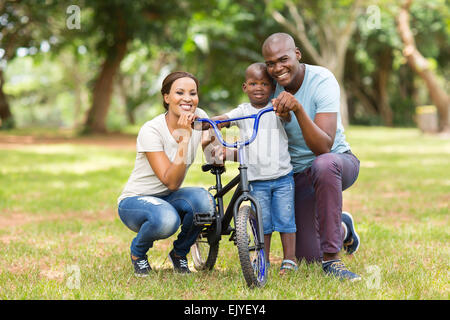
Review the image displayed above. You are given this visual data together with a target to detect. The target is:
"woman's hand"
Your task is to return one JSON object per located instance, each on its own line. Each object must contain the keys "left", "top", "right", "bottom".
{"left": 174, "top": 112, "right": 196, "bottom": 143}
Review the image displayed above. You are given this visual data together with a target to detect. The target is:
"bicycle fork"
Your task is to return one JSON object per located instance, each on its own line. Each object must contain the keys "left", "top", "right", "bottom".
{"left": 233, "top": 145, "right": 265, "bottom": 251}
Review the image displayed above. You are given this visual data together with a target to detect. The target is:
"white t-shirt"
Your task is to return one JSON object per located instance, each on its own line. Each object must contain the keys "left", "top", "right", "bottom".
{"left": 225, "top": 102, "right": 292, "bottom": 181}
{"left": 118, "top": 108, "right": 208, "bottom": 204}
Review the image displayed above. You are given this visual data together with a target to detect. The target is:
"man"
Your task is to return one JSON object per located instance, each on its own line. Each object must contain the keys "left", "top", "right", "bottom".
{"left": 262, "top": 32, "right": 361, "bottom": 281}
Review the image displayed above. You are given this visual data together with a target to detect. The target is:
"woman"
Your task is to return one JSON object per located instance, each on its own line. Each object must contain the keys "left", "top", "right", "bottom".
{"left": 117, "top": 71, "right": 215, "bottom": 276}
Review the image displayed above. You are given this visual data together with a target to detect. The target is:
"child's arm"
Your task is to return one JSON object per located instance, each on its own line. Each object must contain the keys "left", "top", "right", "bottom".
{"left": 211, "top": 114, "right": 231, "bottom": 129}
{"left": 202, "top": 114, "right": 238, "bottom": 163}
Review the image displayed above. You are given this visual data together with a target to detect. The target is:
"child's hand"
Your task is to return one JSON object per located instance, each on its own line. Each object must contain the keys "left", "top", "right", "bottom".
{"left": 211, "top": 115, "right": 230, "bottom": 129}
{"left": 211, "top": 145, "right": 226, "bottom": 165}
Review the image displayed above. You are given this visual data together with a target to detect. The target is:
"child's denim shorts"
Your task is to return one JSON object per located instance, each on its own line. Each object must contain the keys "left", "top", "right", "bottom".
{"left": 249, "top": 171, "right": 296, "bottom": 234}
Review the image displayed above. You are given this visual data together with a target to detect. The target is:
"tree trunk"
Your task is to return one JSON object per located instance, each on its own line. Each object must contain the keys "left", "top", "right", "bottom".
{"left": 83, "top": 9, "right": 128, "bottom": 134}
{"left": 332, "top": 63, "right": 349, "bottom": 127}
{"left": 83, "top": 40, "right": 128, "bottom": 133}
{"left": 397, "top": 0, "right": 450, "bottom": 132}
{"left": 375, "top": 48, "right": 393, "bottom": 126}
{"left": 268, "top": 0, "right": 363, "bottom": 127}
{"left": 0, "top": 69, "right": 14, "bottom": 129}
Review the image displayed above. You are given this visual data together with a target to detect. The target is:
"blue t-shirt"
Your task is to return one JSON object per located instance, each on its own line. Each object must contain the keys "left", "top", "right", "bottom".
{"left": 274, "top": 64, "right": 350, "bottom": 173}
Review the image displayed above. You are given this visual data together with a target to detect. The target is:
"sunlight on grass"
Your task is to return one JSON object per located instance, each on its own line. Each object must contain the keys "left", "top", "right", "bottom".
{"left": 0, "top": 126, "right": 449, "bottom": 299}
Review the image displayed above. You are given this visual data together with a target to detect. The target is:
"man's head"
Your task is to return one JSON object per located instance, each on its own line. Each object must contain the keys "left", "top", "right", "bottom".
{"left": 262, "top": 33, "right": 303, "bottom": 93}
{"left": 243, "top": 62, "right": 274, "bottom": 108}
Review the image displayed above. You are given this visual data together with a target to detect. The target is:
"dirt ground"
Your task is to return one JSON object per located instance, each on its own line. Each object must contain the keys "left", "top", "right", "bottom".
{"left": 0, "top": 133, "right": 137, "bottom": 150}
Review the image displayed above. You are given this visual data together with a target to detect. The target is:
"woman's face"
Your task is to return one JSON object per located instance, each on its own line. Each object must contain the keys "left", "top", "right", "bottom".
{"left": 164, "top": 77, "right": 199, "bottom": 116}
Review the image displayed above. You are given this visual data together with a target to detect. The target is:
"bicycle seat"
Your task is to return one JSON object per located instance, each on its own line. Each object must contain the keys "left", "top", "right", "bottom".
{"left": 202, "top": 163, "right": 226, "bottom": 174}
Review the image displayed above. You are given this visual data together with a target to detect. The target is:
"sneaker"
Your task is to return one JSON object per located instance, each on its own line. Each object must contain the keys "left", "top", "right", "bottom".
{"left": 131, "top": 254, "right": 152, "bottom": 277}
{"left": 322, "top": 259, "right": 361, "bottom": 281}
{"left": 168, "top": 249, "right": 191, "bottom": 274}
{"left": 342, "top": 211, "right": 360, "bottom": 255}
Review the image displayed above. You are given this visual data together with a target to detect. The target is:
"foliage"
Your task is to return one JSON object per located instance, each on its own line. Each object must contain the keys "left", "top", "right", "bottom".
{"left": 347, "top": 0, "right": 449, "bottom": 126}
{"left": 0, "top": 0, "right": 449, "bottom": 130}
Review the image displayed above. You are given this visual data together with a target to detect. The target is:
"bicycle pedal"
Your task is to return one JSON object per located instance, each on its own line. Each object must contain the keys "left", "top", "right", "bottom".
{"left": 193, "top": 212, "right": 215, "bottom": 226}
{"left": 228, "top": 230, "right": 236, "bottom": 244}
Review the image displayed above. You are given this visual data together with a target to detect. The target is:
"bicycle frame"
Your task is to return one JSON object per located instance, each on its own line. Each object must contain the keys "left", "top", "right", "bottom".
{"left": 194, "top": 106, "right": 274, "bottom": 249}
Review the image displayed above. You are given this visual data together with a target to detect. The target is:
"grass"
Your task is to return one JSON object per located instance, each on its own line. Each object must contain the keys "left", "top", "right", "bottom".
{"left": 0, "top": 126, "right": 449, "bottom": 300}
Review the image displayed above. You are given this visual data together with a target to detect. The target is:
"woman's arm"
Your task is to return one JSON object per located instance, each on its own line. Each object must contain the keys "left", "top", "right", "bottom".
{"left": 145, "top": 146, "right": 188, "bottom": 191}
{"left": 145, "top": 112, "right": 194, "bottom": 191}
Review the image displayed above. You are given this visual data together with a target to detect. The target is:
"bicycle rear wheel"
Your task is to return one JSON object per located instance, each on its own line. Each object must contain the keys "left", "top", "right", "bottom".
{"left": 235, "top": 205, "right": 267, "bottom": 288}
{"left": 191, "top": 229, "right": 219, "bottom": 271}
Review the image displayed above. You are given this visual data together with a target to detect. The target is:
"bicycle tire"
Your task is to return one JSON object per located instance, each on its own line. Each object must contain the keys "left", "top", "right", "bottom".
{"left": 191, "top": 230, "right": 219, "bottom": 271}
{"left": 235, "top": 205, "right": 267, "bottom": 288}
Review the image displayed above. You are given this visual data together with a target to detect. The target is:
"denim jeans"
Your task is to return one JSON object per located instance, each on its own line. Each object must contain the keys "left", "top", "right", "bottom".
{"left": 118, "top": 187, "right": 215, "bottom": 258}
{"left": 249, "top": 171, "right": 296, "bottom": 234}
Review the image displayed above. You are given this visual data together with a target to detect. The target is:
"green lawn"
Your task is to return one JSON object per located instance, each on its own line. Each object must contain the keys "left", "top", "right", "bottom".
{"left": 0, "top": 126, "right": 448, "bottom": 300}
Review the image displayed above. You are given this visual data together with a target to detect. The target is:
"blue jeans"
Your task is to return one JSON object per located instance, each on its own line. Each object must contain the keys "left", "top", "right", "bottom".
{"left": 118, "top": 187, "right": 215, "bottom": 258}
{"left": 249, "top": 171, "right": 296, "bottom": 234}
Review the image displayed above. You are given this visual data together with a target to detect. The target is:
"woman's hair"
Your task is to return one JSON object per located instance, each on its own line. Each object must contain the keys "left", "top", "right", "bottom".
{"left": 161, "top": 71, "right": 199, "bottom": 110}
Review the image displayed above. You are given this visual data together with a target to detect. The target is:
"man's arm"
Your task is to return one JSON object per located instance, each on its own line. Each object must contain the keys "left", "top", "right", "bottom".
{"left": 272, "top": 92, "right": 336, "bottom": 155}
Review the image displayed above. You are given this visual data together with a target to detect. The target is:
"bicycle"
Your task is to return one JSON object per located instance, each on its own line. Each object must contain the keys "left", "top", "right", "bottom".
{"left": 190, "top": 105, "right": 274, "bottom": 288}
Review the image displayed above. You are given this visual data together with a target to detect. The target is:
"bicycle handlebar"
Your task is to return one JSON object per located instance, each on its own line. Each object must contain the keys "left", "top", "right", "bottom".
{"left": 193, "top": 106, "right": 274, "bottom": 148}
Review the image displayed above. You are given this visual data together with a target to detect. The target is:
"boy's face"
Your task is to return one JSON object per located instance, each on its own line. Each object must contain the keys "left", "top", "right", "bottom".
{"left": 242, "top": 68, "right": 274, "bottom": 108}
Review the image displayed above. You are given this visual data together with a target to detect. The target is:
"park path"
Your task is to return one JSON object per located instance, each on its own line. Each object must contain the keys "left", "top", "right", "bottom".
{"left": 0, "top": 133, "right": 137, "bottom": 150}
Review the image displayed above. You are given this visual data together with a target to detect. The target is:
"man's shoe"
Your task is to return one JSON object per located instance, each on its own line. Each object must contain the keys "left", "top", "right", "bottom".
{"left": 342, "top": 211, "right": 360, "bottom": 255}
{"left": 131, "top": 254, "right": 152, "bottom": 277}
{"left": 168, "top": 249, "right": 191, "bottom": 274}
{"left": 322, "top": 259, "right": 361, "bottom": 281}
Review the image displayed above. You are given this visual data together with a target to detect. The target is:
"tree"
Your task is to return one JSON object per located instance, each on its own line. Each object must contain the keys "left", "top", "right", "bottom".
{"left": 345, "top": 2, "right": 399, "bottom": 126}
{"left": 0, "top": 0, "right": 60, "bottom": 129}
{"left": 397, "top": 0, "right": 449, "bottom": 132}
{"left": 80, "top": 1, "right": 208, "bottom": 134}
{"left": 179, "top": 0, "right": 280, "bottom": 114}
{"left": 265, "top": 0, "right": 364, "bottom": 126}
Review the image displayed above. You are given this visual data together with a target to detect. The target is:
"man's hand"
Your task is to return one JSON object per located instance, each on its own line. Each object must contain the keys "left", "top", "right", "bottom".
{"left": 272, "top": 91, "right": 302, "bottom": 118}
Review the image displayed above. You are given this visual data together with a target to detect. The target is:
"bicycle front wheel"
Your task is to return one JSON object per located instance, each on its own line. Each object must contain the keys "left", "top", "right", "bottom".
{"left": 235, "top": 205, "right": 267, "bottom": 288}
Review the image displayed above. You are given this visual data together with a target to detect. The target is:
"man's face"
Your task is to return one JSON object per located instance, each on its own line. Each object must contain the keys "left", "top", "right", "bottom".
{"left": 263, "top": 40, "right": 302, "bottom": 90}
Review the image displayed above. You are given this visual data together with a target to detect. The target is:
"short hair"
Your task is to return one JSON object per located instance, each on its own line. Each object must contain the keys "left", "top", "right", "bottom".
{"left": 245, "top": 62, "right": 273, "bottom": 84}
{"left": 262, "top": 32, "right": 296, "bottom": 56}
{"left": 161, "top": 71, "right": 199, "bottom": 110}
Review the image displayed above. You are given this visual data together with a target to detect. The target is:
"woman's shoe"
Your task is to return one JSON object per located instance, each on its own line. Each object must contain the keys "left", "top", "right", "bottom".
{"left": 131, "top": 254, "right": 152, "bottom": 277}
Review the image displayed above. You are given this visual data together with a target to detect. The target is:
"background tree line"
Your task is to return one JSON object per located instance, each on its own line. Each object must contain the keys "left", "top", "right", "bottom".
{"left": 0, "top": 0, "right": 448, "bottom": 133}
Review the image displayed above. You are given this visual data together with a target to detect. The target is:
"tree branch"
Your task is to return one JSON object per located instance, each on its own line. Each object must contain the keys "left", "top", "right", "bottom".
{"left": 267, "top": 0, "right": 323, "bottom": 65}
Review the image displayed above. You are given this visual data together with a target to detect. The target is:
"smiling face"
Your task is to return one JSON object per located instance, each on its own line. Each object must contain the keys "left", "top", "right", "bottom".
{"left": 262, "top": 34, "right": 303, "bottom": 93}
{"left": 163, "top": 77, "right": 199, "bottom": 116}
{"left": 242, "top": 64, "right": 274, "bottom": 108}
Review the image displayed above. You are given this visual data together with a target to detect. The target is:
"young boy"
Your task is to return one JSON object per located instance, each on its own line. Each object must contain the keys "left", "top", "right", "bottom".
{"left": 212, "top": 63, "right": 297, "bottom": 274}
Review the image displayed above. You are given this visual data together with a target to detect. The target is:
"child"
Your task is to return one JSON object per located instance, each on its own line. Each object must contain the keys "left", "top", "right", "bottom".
{"left": 213, "top": 63, "right": 297, "bottom": 275}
